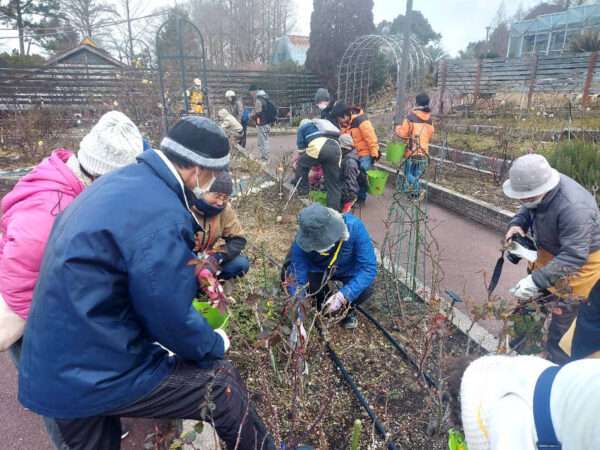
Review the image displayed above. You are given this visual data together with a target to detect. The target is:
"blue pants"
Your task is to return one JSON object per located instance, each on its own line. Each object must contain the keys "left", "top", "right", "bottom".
{"left": 219, "top": 254, "right": 250, "bottom": 280}
{"left": 9, "top": 340, "right": 64, "bottom": 449}
{"left": 403, "top": 158, "right": 427, "bottom": 194}
{"left": 358, "top": 156, "right": 372, "bottom": 202}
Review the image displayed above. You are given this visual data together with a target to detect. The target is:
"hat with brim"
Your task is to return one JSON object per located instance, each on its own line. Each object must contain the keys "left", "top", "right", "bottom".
{"left": 502, "top": 154, "right": 560, "bottom": 199}
{"left": 295, "top": 204, "right": 349, "bottom": 253}
{"left": 503, "top": 168, "right": 560, "bottom": 199}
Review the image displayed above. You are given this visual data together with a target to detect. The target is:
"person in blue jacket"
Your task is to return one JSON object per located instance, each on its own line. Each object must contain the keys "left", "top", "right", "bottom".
{"left": 17, "top": 117, "right": 275, "bottom": 450}
{"left": 286, "top": 203, "right": 377, "bottom": 329}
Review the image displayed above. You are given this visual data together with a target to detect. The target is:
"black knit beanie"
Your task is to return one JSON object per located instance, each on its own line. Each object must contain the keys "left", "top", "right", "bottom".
{"left": 160, "top": 116, "right": 230, "bottom": 170}
{"left": 416, "top": 93, "right": 430, "bottom": 107}
{"left": 209, "top": 171, "right": 233, "bottom": 196}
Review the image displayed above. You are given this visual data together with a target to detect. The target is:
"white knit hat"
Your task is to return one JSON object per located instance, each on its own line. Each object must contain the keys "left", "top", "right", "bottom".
{"left": 78, "top": 111, "right": 143, "bottom": 176}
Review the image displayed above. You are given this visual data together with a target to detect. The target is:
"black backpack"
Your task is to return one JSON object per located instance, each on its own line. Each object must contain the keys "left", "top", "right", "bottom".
{"left": 260, "top": 98, "right": 277, "bottom": 125}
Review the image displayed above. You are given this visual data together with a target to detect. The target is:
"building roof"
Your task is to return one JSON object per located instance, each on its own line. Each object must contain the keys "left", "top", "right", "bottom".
{"left": 46, "top": 38, "right": 127, "bottom": 68}
{"left": 272, "top": 35, "right": 310, "bottom": 65}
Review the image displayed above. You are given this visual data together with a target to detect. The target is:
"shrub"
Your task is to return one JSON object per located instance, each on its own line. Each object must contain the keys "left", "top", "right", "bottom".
{"left": 543, "top": 140, "right": 600, "bottom": 202}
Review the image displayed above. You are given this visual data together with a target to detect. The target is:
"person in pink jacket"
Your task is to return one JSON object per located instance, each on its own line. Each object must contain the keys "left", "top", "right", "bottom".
{"left": 0, "top": 110, "right": 143, "bottom": 448}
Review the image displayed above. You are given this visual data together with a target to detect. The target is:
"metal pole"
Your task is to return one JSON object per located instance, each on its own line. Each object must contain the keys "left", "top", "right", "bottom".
{"left": 125, "top": 0, "right": 135, "bottom": 65}
{"left": 394, "top": 0, "right": 413, "bottom": 124}
{"left": 177, "top": 16, "right": 189, "bottom": 113}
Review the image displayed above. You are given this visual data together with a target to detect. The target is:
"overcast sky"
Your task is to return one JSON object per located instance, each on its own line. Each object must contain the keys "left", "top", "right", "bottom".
{"left": 1, "top": 0, "right": 544, "bottom": 57}
{"left": 294, "top": 0, "right": 543, "bottom": 56}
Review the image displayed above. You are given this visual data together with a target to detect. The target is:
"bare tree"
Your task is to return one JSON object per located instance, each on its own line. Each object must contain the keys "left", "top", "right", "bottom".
{"left": 59, "top": 0, "right": 119, "bottom": 41}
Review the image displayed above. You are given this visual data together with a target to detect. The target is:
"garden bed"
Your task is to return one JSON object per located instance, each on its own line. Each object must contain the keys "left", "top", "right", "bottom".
{"left": 218, "top": 154, "right": 485, "bottom": 449}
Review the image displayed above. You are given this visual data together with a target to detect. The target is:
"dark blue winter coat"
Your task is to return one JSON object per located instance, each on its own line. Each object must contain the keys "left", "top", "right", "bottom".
{"left": 18, "top": 149, "right": 224, "bottom": 419}
{"left": 289, "top": 214, "right": 377, "bottom": 302}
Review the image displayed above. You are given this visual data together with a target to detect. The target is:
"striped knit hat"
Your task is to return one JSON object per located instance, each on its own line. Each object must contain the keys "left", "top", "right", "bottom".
{"left": 160, "top": 116, "right": 230, "bottom": 170}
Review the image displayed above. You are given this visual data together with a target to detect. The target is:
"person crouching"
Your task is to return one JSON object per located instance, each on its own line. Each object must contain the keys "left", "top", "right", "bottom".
{"left": 339, "top": 134, "right": 366, "bottom": 212}
{"left": 285, "top": 204, "right": 377, "bottom": 329}
{"left": 192, "top": 171, "right": 249, "bottom": 280}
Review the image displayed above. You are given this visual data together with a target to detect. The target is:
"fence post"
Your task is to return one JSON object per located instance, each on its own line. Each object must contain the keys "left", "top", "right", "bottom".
{"left": 582, "top": 51, "right": 598, "bottom": 108}
{"left": 473, "top": 59, "right": 482, "bottom": 107}
{"left": 438, "top": 60, "right": 448, "bottom": 115}
{"left": 526, "top": 54, "right": 539, "bottom": 110}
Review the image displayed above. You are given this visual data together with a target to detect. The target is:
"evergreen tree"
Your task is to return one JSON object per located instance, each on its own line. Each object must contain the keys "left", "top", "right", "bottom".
{"left": 305, "top": 0, "right": 375, "bottom": 92}
{"left": 0, "top": 0, "right": 61, "bottom": 55}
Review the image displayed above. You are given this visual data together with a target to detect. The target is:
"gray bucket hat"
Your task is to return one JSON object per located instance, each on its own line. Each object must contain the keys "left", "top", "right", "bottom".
{"left": 295, "top": 204, "right": 349, "bottom": 253}
{"left": 503, "top": 154, "right": 560, "bottom": 199}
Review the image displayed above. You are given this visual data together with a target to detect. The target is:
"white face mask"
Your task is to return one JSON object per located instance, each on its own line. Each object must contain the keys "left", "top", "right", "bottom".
{"left": 521, "top": 195, "right": 544, "bottom": 209}
{"left": 193, "top": 169, "right": 215, "bottom": 199}
{"left": 317, "top": 102, "right": 329, "bottom": 111}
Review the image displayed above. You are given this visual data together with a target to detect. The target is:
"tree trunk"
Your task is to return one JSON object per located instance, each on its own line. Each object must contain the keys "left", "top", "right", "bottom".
{"left": 16, "top": 0, "right": 25, "bottom": 56}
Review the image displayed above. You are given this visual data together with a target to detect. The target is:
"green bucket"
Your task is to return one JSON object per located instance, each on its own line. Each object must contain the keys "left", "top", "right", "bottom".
{"left": 192, "top": 299, "right": 229, "bottom": 330}
{"left": 386, "top": 142, "right": 405, "bottom": 163}
{"left": 367, "top": 169, "right": 389, "bottom": 196}
{"left": 308, "top": 190, "right": 328, "bottom": 206}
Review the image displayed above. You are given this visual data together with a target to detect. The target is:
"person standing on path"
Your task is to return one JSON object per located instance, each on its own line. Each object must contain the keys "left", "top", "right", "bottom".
{"left": 0, "top": 111, "right": 144, "bottom": 448}
{"left": 503, "top": 154, "right": 600, "bottom": 364}
{"left": 293, "top": 118, "right": 342, "bottom": 211}
{"left": 394, "top": 93, "right": 434, "bottom": 198}
{"left": 331, "top": 102, "right": 380, "bottom": 204}
{"left": 17, "top": 117, "right": 276, "bottom": 450}
{"left": 225, "top": 90, "right": 246, "bottom": 146}
{"left": 249, "top": 85, "right": 276, "bottom": 161}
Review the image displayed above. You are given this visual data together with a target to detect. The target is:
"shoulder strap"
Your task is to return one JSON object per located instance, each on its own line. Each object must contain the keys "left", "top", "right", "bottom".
{"left": 350, "top": 114, "right": 368, "bottom": 128}
{"left": 407, "top": 112, "right": 433, "bottom": 125}
{"left": 534, "top": 366, "right": 562, "bottom": 450}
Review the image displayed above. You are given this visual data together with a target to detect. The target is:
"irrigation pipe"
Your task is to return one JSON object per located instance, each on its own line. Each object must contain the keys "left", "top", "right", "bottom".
{"left": 355, "top": 304, "right": 437, "bottom": 390}
{"left": 320, "top": 325, "right": 402, "bottom": 450}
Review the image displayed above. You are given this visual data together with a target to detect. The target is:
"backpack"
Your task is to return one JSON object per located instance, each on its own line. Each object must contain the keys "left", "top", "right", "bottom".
{"left": 260, "top": 98, "right": 277, "bottom": 125}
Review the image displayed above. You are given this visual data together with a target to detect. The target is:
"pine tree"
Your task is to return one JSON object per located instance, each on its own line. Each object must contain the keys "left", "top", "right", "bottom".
{"left": 0, "top": 0, "right": 61, "bottom": 55}
{"left": 305, "top": 0, "right": 375, "bottom": 92}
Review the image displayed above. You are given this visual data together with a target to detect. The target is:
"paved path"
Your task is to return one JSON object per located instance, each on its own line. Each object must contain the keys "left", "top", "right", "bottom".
{"left": 245, "top": 133, "right": 524, "bottom": 311}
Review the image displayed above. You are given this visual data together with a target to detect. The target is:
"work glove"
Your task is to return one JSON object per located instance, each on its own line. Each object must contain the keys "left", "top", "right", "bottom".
{"left": 323, "top": 291, "right": 347, "bottom": 314}
{"left": 510, "top": 275, "right": 542, "bottom": 301}
{"left": 215, "top": 328, "right": 230, "bottom": 352}
{"left": 507, "top": 240, "right": 538, "bottom": 263}
{"left": 374, "top": 151, "right": 382, "bottom": 162}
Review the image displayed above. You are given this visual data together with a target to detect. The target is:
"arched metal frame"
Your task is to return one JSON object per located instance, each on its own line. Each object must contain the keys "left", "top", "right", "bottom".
{"left": 155, "top": 15, "right": 210, "bottom": 132}
{"left": 337, "top": 34, "right": 428, "bottom": 108}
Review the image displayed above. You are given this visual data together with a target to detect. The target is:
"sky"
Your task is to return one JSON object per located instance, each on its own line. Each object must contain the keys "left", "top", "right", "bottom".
{"left": 293, "top": 0, "right": 543, "bottom": 56}
{"left": 1, "top": 0, "right": 545, "bottom": 57}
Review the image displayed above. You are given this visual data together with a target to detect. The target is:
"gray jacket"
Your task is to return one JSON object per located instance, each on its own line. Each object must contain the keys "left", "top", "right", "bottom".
{"left": 510, "top": 175, "right": 600, "bottom": 289}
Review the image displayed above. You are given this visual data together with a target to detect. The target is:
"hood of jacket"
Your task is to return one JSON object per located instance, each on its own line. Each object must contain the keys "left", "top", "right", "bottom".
{"left": 1, "top": 149, "right": 84, "bottom": 214}
{"left": 411, "top": 109, "right": 432, "bottom": 122}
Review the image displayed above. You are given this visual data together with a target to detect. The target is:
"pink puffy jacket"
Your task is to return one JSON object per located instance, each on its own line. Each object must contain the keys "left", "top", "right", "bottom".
{"left": 0, "top": 149, "right": 85, "bottom": 320}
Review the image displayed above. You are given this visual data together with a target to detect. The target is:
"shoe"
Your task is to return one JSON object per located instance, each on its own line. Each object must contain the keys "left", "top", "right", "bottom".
{"left": 341, "top": 312, "right": 358, "bottom": 329}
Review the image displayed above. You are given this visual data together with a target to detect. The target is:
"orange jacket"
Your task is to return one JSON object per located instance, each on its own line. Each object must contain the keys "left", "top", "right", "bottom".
{"left": 340, "top": 108, "right": 380, "bottom": 159}
{"left": 395, "top": 109, "right": 434, "bottom": 158}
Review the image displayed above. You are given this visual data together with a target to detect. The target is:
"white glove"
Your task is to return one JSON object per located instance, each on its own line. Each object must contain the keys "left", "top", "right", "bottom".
{"left": 324, "top": 291, "right": 347, "bottom": 314}
{"left": 215, "top": 328, "right": 230, "bottom": 352}
{"left": 509, "top": 275, "right": 542, "bottom": 301}
{"left": 507, "top": 241, "right": 538, "bottom": 263}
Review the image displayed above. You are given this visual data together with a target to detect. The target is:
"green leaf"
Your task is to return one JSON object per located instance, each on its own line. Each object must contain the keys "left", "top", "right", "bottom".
{"left": 193, "top": 422, "right": 205, "bottom": 434}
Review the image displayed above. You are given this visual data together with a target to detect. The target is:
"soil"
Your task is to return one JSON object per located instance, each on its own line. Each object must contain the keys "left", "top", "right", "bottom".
{"left": 224, "top": 153, "right": 482, "bottom": 449}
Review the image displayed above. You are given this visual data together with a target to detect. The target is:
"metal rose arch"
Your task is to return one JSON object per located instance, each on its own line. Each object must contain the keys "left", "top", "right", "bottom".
{"left": 336, "top": 34, "right": 428, "bottom": 108}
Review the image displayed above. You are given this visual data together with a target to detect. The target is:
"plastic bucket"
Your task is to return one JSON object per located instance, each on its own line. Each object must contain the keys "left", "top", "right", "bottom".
{"left": 308, "top": 190, "right": 328, "bottom": 206}
{"left": 192, "top": 299, "right": 229, "bottom": 329}
{"left": 386, "top": 142, "right": 405, "bottom": 163}
{"left": 367, "top": 170, "right": 389, "bottom": 196}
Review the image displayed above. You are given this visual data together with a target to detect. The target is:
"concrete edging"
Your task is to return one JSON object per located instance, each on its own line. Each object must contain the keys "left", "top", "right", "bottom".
{"left": 374, "top": 162, "right": 515, "bottom": 232}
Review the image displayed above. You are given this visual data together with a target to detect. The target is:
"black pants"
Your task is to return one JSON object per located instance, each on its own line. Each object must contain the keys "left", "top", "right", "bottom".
{"left": 307, "top": 272, "right": 374, "bottom": 312}
{"left": 54, "top": 359, "right": 275, "bottom": 450}
{"left": 295, "top": 144, "right": 341, "bottom": 211}
{"left": 546, "top": 300, "right": 579, "bottom": 365}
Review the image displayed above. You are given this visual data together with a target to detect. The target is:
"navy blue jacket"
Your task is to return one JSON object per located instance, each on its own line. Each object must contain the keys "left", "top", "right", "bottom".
{"left": 289, "top": 214, "right": 377, "bottom": 302}
{"left": 18, "top": 150, "right": 224, "bottom": 418}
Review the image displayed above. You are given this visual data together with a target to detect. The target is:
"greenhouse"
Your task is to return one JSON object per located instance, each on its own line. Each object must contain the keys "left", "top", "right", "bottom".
{"left": 507, "top": 3, "right": 600, "bottom": 57}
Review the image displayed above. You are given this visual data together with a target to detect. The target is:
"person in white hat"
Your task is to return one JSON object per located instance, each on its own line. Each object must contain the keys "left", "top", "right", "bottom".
{"left": 503, "top": 153, "right": 600, "bottom": 363}
{"left": 225, "top": 90, "right": 246, "bottom": 146}
{"left": 0, "top": 110, "right": 143, "bottom": 448}
{"left": 459, "top": 355, "right": 600, "bottom": 450}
